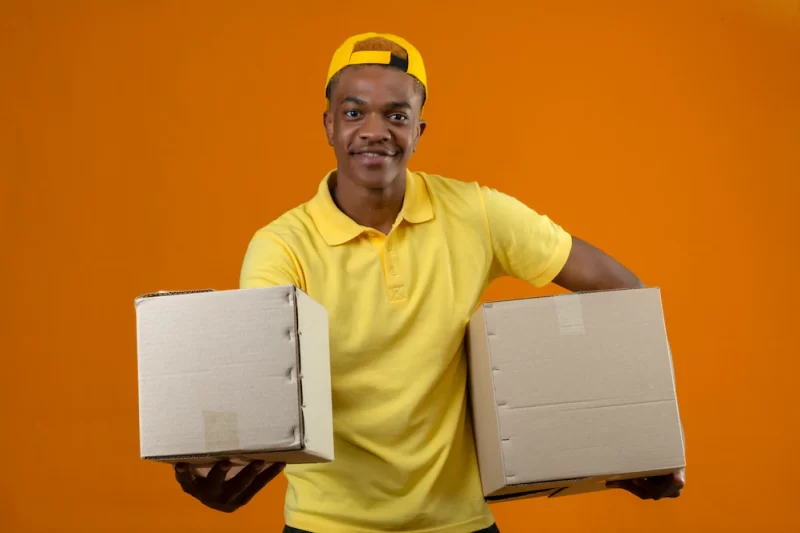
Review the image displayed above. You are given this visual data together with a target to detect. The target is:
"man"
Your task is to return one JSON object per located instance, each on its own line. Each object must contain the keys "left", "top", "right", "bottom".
{"left": 174, "top": 32, "right": 685, "bottom": 532}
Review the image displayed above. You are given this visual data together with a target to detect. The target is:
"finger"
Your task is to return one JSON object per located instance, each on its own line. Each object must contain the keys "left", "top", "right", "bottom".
{"left": 664, "top": 486, "right": 682, "bottom": 498}
{"left": 662, "top": 473, "right": 684, "bottom": 498}
{"left": 613, "top": 479, "right": 653, "bottom": 500}
{"left": 174, "top": 463, "right": 198, "bottom": 495}
{"left": 655, "top": 480, "right": 682, "bottom": 499}
{"left": 204, "top": 460, "right": 232, "bottom": 497}
{"left": 608, "top": 474, "right": 684, "bottom": 500}
{"left": 223, "top": 461, "right": 266, "bottom": 503}
{"left": 648, "top": 474, "right": 682, "bottom": 499}
{"left": 643, "top": 474, "right": 671, "bottom": 486}
{"left": 637, "top": 478, "right": 668, "bottom": 499}
{"left": 234, "top": 462, "right": 286, "bottom": 506}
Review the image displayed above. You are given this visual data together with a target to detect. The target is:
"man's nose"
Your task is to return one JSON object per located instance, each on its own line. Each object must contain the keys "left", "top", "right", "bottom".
{"left": 358, "top": 113, "right": 390, "bottom": 141}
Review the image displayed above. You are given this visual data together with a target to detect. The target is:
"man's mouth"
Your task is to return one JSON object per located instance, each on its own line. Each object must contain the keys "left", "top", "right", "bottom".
{"left": 350, "top": 149, "right": 397, "bottom": 166}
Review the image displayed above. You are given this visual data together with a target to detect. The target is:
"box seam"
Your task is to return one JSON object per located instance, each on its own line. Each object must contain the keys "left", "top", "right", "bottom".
{"left": 485, "top": 307, "right": 510, "bottom": 485}
{"left": 291, "top": 286, "right": 306, "bottom": 451}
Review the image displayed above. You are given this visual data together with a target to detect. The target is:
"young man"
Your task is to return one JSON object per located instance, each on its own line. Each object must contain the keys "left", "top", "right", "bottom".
{"left": 174, "top": 32, "right": 685, "bottom": 533}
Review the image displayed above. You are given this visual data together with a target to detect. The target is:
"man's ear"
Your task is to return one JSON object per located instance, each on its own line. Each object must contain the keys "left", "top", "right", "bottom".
{"left": 413, "top": 120, "right": 427, "bottom": 152}
{"left": 323, "top": 111, "right": 334, "bottom": 146}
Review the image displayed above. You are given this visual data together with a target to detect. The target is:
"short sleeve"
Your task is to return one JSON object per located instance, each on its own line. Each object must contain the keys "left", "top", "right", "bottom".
{"left": 239, "top": 230, "right": 305, "bottom": 290}
{"left": 480, "top": 186, "right": 573, "bottom": 287}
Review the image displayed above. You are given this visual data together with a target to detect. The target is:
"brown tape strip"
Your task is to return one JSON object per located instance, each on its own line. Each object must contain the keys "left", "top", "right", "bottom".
{"left": 203, "top": 410, "right": 240, "bottom": 452}
{"left": 554, "top": 294, "right": 586, "bottom": 336}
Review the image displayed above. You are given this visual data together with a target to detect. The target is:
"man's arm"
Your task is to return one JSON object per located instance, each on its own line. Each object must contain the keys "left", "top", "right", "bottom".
{"left": 552, "top": 236, "right": 645, "bottom": 292}
{"left": 479, "top": 186, "right": 644, "bottom": 292}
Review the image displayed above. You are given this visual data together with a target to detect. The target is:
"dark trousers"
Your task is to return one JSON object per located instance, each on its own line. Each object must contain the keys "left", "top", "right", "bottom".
{"left": 284, "top": 524, "right": 500, "bottom": 533}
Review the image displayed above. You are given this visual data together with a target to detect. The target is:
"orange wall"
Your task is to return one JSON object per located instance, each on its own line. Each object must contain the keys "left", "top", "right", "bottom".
{"left": 2, "top": 1, "right": 798, "bottom": 531}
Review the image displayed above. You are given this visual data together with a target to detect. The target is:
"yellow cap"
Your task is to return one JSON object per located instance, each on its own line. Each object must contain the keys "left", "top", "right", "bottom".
{"left": 325, "top": 32, "right": 428, "bottom": 110}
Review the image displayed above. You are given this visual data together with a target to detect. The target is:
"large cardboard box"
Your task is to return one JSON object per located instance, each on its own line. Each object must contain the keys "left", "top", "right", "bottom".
{"left": 467, "top": 287, "right": 685, "bottom": 502}
{"left": 134, "top": 285, "right": 333, "bottom": 469}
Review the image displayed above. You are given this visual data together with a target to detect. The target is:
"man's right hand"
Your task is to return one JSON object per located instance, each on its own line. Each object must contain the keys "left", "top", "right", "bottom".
{"left": 174, "top": 460, "right": 286, "bottom": 513}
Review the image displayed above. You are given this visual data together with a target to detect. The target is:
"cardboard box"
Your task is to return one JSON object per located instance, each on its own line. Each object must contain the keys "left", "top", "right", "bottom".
{"left": 134, "top": 285, "right": 334, "bottom": 469}
{"left": 467, "top": 287, "right": 685, "bottom": 502}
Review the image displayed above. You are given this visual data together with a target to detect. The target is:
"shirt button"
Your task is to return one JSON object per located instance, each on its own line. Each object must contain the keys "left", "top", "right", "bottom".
{"left": 390, "top": 268, "right": 397, "bottom": 276}
{"left": 386, "top": 243, "right": 392, "bottom": 251}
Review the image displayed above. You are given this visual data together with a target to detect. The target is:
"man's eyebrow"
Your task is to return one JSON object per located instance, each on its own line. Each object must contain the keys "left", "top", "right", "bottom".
{"left": 342, "top": 96, "right": 367, "bottom": 105}
{"left": 340, "top": 97, "right": 412, "bottom": 110}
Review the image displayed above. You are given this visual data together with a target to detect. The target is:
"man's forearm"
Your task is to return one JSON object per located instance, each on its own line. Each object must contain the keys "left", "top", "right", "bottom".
{"left": 553, "top": 236, "right": 646, "bottom": 292}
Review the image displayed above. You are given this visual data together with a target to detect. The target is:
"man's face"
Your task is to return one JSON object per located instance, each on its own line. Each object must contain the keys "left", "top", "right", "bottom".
{"left": 324, "top": 65, "right": 426, "bottom": 189}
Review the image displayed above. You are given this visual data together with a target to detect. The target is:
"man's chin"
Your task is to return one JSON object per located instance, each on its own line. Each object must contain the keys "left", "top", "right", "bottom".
{"left": 350, "top": 167, "right": 403, "bottom": 190}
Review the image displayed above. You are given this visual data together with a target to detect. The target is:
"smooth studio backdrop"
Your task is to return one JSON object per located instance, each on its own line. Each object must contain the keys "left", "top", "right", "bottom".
{"left": 2, "top": 1, "right": 798, "bottom": 531}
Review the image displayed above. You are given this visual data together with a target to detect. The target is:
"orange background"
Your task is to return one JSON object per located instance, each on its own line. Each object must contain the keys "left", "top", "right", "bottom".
{"left": 2, "top": 1, "right": 798, "bottom": 531}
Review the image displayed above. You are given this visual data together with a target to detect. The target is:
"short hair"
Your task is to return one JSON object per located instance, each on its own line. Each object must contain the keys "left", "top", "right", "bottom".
{"left": 325, "top": 37, "right": 427, "bottom": 108}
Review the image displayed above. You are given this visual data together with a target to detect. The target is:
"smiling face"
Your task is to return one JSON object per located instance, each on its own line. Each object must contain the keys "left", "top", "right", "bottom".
{"left": 324, "top": 65, "right": 426, "bottom": 190}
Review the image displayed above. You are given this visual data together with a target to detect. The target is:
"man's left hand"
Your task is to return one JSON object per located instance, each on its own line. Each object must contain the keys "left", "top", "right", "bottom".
{"left": 606, "top": 469, "right": 685, "bottom": 500}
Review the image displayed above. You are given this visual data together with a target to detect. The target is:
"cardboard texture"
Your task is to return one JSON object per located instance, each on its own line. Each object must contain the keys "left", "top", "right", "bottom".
{"left": 134, "top": 285, "right": 334, "bottom": 469}
{"left": 467, "top": 287, "right": 685, "bottom": 502}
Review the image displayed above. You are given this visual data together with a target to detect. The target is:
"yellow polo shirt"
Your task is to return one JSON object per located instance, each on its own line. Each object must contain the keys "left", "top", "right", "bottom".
{"left": 240, "top": 170, "right": 572, "bottom": 533}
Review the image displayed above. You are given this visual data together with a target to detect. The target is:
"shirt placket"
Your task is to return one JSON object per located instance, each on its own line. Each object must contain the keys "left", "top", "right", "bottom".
{"left": 384, "top": 236, "right": 406, "bottom": 302}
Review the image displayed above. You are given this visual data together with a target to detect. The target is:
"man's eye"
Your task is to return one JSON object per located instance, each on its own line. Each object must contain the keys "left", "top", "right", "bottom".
{"left": 345, "top": 110, "right": 361, "bottom": 118}
{"left": 390, "top": 114, "right": 408, "bottom": 121}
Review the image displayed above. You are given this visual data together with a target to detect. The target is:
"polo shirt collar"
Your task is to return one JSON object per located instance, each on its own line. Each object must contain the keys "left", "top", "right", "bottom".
{"left": 308, "top": 169, "right": 434, "bottom": 246}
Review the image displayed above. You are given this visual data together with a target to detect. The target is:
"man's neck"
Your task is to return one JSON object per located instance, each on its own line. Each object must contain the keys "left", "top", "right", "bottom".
{"left": 330, "top": 170, "right": 406, "bottom": 235}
